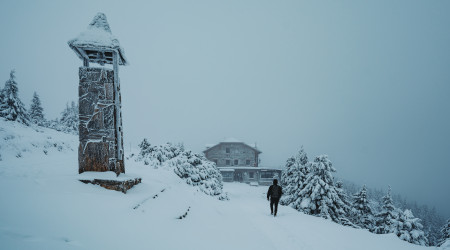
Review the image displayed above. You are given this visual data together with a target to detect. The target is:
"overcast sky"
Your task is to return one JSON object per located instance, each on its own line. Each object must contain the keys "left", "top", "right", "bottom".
{"left": 0, "top": 0, "right": 449, "bottom": 217}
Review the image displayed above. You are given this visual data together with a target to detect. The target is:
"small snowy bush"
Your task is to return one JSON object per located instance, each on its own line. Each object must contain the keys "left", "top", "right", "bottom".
{"left": 137, "top": 139, "right": 227, "bottom": 200}
{"left": 393, "top": 209, "right": 428, "bottom": 246}
{"left": 137, "top": 139, "right": 183, "bottom": 168}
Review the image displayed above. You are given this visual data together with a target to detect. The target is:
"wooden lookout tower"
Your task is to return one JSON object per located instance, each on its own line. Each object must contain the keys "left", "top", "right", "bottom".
{"left": 68, "top": 13, "right": 127, "bottom": 176}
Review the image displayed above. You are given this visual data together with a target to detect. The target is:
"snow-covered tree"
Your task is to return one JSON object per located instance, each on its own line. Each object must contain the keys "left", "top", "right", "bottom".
{"left": 280, "top": 156, "right": 295, "bottom": 187}
{"left": 421, "top": 206, "right": 446, "bottom": 246}
{"left": 0, "top": 70, "right": 29, "bottom": 125}
{"left": 280, "top": 156, "right": 296, "bottom": 206}
{"left": 28, "top": 92, "right": 45, "bottom": 126}
{"left": 280, "top": 147, "right": 310, "bottom": 206}
{"left": 392, "top": 209, "right": 428, "bottom": 246}
{"left": 335, "top": 180, "right": 358, "bottom": 228}
{"left": 351, "top": 185, "right": 374, "bottom": 229}
{"left": 137, "top": 140, "right": 183, "bottom": 167}
{"left": 373, "top": 186, "right": 399, "bottom": 234}
{"left": 291, "top": 155, "right": 348, "bottom": 223}
{"left": 171, "top": 151, "right": 224, "bottom": 198}
{"left": 340, "top": 178, "right": 445, "bottom": 245}
{"left": 59, "top": 101, "right": 78, "bottom": 134}
{"left": 438, "top": 219, "right": 450, "bottom": 247}
{"left": 336, "top": 181, "right": 352, "bottom": 213}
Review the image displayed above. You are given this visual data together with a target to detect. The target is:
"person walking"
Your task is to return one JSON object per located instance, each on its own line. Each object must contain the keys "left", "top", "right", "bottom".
{"left": 267, "top": 179, "right": 283, "bottom": 217}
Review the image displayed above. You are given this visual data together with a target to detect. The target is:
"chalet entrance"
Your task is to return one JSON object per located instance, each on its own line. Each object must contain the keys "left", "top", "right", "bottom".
{"left": 234, "top": 172, "right": 243, "bottom": 182}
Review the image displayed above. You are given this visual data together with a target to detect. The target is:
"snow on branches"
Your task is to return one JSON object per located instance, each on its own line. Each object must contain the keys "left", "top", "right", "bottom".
{"left": 0, "top": 70, "right": 29, "bottom": 125}
{"left": 280, "top": 146, "right": 310, "bottom": 206}
{"left": 439, "top": 219, "right": 450, "bottom": 247}
{"left": 351, "top": 185, "right": 374, "bottom": 229}
{"left": 28, "top": 92, "right": 45, "bottom": 126}
{"left": 282, "top": 149, "right": 351, "bottom": 225}
{"left": 137, "top": 139, "right": 227, "bottom": 200}
{"left": 281, "top": 147, "right": 430, "bottom": 246}
{"left": 295, "top": 155, "right": 349, "bottom": 223}
{"left": 394, "top": 209, "right": 428, "bottom": 246}
{"left": 373, "top": 186, "right": 397, "bottom": 234}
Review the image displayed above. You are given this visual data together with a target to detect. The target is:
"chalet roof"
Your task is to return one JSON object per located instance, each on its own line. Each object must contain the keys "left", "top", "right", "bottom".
{"left": 68, "top": 13, "right": 128, "bottom": 66}
{"left": 204, "top": 138, "right": 262, "bottom": 154}
{"left": 222, "top": 137, "right": 242, "bottom": 143}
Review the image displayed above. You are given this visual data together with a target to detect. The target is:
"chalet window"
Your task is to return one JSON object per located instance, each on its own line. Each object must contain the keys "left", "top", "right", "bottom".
{"left": 226, "top": 148, "right": 230, "bottom": 153}
{"left": 234, "top": 159, "right": 238, "bottom": 165}
{"left": 260, "top": 172, "right": 273, "bottom": 179}
{"left": 226, "top": 160, "right": 230, "bottom": 165}
{"left": 246, "top": 160, "right": 250, "bottom": 165}
{"left": 249, "top": 172, "right": 254, "bottom": 178}
{"left": 222, "top": 172, "right": 233, "bottom": 178}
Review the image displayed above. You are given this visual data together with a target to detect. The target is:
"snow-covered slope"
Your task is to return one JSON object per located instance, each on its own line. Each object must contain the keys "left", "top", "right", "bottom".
{"left": 0, "top": 119, "right": 438, "bottom": 250}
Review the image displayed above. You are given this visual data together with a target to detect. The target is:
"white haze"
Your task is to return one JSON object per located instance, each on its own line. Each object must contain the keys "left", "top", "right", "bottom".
{"left": 0, "top": 0, "right": 449, "bottom": 217}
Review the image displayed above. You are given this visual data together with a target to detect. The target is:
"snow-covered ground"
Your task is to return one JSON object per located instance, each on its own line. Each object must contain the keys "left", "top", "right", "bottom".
{"left": 0, "top": 120, "right": 439, "bottom": 250}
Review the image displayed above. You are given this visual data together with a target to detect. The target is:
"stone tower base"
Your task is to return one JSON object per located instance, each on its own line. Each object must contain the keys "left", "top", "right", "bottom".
{"left": 78, "top": 67, "right": 124, "bottom": 175}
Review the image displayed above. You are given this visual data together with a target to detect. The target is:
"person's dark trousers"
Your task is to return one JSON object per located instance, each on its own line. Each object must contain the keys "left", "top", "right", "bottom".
{"left": 270, "top": 197, "right": 280, "bottom": 215}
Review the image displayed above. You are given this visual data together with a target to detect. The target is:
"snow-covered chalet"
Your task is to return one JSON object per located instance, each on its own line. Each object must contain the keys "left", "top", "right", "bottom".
{"left": 203, "top": 138, "right": 281, "bottom": 185}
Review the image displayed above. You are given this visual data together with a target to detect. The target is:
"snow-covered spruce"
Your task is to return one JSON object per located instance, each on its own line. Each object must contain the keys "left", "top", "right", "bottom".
{"left": 0, "top": 70, "right": 29, "bottom": 125}
{"left": 439, "top": 219, "right": 450, "bottom": 247}
{"left": 136, "top": 139, "right": 227, "bottom": 200}
{"left": 28, "top": 91, "right": 45, "bottom": 126}
{"left": 290, "top": 154, "right": 350, "bottom": 224}
{"left": 280, "top": 157, "right": 295, "bottom": 188}
{"left": 373, "top": 186, "right": 399, "bottom": 234}
{"left": 340, "top": 179, "right": 443, "bottom": 246}
{"left": 351, "top": 185, "right": 374, "bottom": 230}
{"left": 335, "top": 181, "right": 358, "bottom": 228}
{"left": 391, "top": 209, "right": 428, "bottom": 246}
{"left": 280, "top": 146, "right": 310, "bottom": 206}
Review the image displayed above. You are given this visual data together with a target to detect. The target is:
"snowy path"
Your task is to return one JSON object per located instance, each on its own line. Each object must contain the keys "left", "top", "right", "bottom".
{"left": 212, "top": 183, "right": 427, "bottom": 250}
{"left": 221, "top": 183, "right": 306, "bottom": 249}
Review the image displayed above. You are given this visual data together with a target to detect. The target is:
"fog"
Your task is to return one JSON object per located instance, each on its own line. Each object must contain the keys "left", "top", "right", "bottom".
{"left": 0, "top": 0, "right": 449, "bottom": 217}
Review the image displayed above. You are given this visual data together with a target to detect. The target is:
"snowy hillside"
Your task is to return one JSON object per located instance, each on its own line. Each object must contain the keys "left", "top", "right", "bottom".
{"left": 0, "top": 119, "right": 439, "bottom": 250}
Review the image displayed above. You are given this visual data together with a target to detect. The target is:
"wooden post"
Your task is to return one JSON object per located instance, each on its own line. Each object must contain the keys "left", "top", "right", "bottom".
{"left": 113, "top": 51, "right": 123, "bottom": 162}
{"left": 83, "top": 58, "right": 89, "bottom": 67}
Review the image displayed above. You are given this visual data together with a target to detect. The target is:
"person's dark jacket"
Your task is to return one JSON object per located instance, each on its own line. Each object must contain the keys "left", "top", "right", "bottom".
{"left": 267, "top": 184, "right": 283, "bottom": 200}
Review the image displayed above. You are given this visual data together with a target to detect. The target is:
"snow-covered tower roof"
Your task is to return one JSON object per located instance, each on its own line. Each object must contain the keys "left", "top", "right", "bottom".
{"left": 68, "top": 13, "right": 128, "bottom": 66}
